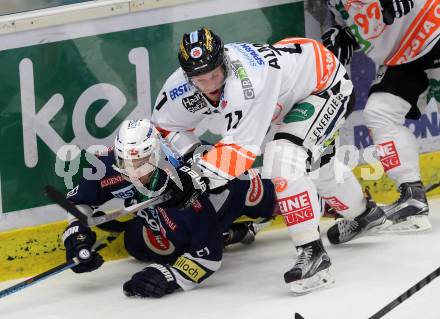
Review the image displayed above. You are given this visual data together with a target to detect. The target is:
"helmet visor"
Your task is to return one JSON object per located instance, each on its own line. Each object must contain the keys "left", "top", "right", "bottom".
{"left": 188, "top": 64, "right": 227, "bottom": 94}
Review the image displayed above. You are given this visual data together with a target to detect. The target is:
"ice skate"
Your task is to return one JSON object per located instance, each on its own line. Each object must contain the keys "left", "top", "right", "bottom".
{"left": 327, "top": 200, "right": 388, "bottom": 244}
{"left": 379, "top": 181, "right": 431, "bottom": 234}
{"left": 284, "top": 239, "right": 334, "bottom": 295}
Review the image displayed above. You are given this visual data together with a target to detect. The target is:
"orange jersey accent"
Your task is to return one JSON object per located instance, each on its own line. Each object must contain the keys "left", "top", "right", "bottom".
{"left": 328, "top": 0, "right": 440, "bottom": 65}
{"left": 387, "top": 0, "right": 440, "bottom": 65}
{"left": 202, "top": 143, "right": 256, "bottom": 178}
{"left": 276, "top": 37, "right": 337, "bottom": 93}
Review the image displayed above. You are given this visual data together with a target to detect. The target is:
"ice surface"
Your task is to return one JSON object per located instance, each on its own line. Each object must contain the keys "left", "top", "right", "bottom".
{"left": 1, "top": 198, "right": 440, "bottom": 319}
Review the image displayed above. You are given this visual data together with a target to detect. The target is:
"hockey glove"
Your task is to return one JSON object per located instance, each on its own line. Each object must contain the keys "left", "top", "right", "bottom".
{"left": 160, "top": 164, "right": 209, "bottom": 209}
{"left": 380, "top": 0, "right": 415, "bottom": 25}
{"left": 223, "top": 221, "right": 256, "bottom": 247}
{"left": 321, "top": 25, "right": 360, "bottom": 66}
{"left": 62, "top": 221, "right": 104, "bottom": 273}
{"left": 123, "top": 264, "right": 180, "bottom": 298}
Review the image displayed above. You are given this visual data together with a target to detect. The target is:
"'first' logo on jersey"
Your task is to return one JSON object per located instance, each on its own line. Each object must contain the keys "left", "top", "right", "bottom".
{"left": 277, "top": 191, "right": 314, "bottom": 226}
{"left": 169, "top": 83, "right": 189, "bottom": 100}
{"left": 377, "top": 141, "right": 401, "bottom": 171}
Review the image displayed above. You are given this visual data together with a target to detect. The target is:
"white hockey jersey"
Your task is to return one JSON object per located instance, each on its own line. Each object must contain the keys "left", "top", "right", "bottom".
{"left": 151, "top": 38, "right": 347, "bottom": 187}
{"left": 327, "top": 0, "right": 440, "bottom": 65}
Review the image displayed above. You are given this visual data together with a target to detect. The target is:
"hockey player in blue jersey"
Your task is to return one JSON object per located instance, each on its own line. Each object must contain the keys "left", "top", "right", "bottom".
{"left": 61, "top": 118, "right": 276, "bottom": 298}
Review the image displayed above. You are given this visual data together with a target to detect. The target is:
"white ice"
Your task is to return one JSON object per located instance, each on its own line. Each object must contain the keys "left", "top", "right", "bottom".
{"left": 1, "top": 198, "right": 440, "bottom": 319}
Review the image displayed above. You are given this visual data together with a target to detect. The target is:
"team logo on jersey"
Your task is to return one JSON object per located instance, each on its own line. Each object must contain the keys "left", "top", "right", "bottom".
{"left": 377, "top": 141, "right": 401, "bottom": 171}
{"left": 139, "top": 207, "right": 176, "bottom": 256}
{"left": 230, "top": 60, "right": 255, "bottom": 100}
{"left": 273, "top": 177, "right": 288, "bottom": 193}
{"left": 190, "top": 47, "right": 202, "bottom": 58}
{"left": 101, "top": 175, "right": 125, "bottom": 188}
{"left": 277, "top": 191, "right": 314, "bottom": 226}
{"left": 66, "top": 185, "right": 79, "bottom": 198}
{"left": 157, "top": 207, "right": 178, "bottom": 231}
{"left": 284, "top": 102, "right": 315, "bottom": 122}
{"left": 182, "top": 93, "right": 207, "bottom": 113}
{"left": 245, "top": 169, "right": 264, "bottom": 206}
{"left": 169, "top": 83, "right": 190, "bottom": 100}
{"left": 237, "top": 43, "right": 265, "bottom": 66}
{"left": 322, "top": 196, "right": 349, "bottom": 212}
{"left": 311, "top": 93, "right": 347, "bottom": 139}
{"left": 173, "top": 256, "right": 206, "bottom": 283}
{"left": 110, "top": 184, "right": 135, "bottom": 199}
{"left": 143, "top": 226, "right": 175, "bottom": 256}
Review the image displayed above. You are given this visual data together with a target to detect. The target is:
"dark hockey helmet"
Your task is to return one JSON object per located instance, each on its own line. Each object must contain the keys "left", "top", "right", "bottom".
{"left": 178, "top": 27, "right": 225, "bottom": 77}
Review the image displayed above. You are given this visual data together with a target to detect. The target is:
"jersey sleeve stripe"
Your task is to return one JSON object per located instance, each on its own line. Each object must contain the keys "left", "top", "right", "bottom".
{"left": 202, "top": 143, "right": 256, "bottom": 178}
{"left": 224, "top": 145, "right": 256, "bottom": 161}
{"left": 276, "top": 37, "right": 337, "bottom": 93}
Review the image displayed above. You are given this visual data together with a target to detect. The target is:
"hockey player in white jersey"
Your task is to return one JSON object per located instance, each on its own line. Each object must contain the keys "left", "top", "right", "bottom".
{"left": 151, "top": 28, "right": 388, "bottom": 294}
{"left": 322, "top": 0, "right": 439, "bottom": 233}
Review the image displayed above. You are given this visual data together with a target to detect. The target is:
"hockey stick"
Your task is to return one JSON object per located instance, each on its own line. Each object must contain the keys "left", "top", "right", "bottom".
{"left": 369, "top": 266, "right": 440, "bottom": 319}
{"left": 0, "top": 241, "right": 108, "bottom": 299}
{"left": 44, "top": 185, "right": 170, "bottom": 227}
{"left": 425, "top": 181, "right": 440, "bottom": 193}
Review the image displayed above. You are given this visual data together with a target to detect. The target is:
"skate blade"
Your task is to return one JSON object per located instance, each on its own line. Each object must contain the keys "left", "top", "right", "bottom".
{"left": 376, "top": 215, "right": 432, "bottom": 234}
{"left": 289, "top": 269, "right": 335, "bottom": 296}
{"left": 367, "top": 219, "right": 394, "bottom": 236}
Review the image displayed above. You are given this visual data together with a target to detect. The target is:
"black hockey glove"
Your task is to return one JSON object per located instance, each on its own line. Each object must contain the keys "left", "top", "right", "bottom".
{"left": 380, "top": 0, "right": 415, "bottom": 25}
{"left": 160, "top": 164, "right": 209, "bottom": 209}
{"left": 62, "top": 221, "right": 104, "bottom": 273}
{"left": 223, "top": 221, "right": 256, "bottom": 247}
{"left": 321, "top": 25, "right": 360, "bottom": 66}
{"left": 123, "top": 264, "right": 180, "bottom": 298}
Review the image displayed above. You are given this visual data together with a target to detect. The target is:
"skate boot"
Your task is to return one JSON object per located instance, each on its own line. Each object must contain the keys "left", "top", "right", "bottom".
{"left": 284, "top": 239, "right": 334, "bottom": 295}
{"left": 380, "top": 181, "right": 431, "bottom": 233}
{"left": 223, "top": 218, "right": 273, "bottom": 247}
{"left": 327, "top": 200, "right": 388, "bottom": 244}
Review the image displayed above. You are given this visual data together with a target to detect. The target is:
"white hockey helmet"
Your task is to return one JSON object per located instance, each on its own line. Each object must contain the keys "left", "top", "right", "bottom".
{"left": 113, "top": 119, "right": 183, "bottom": 193}
{"left": 113, "top": 119, "right": 162, "bottom": 182}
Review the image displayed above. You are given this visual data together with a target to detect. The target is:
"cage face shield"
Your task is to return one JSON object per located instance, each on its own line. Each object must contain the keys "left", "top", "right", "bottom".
{"left": 113, "top": 119, "right": 184, "bottom": 197}
{"left": 116, "top": 153, "right": 157, "bottom": 183}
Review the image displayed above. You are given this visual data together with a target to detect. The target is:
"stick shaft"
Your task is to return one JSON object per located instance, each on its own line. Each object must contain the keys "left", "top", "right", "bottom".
{"left": 369, "top": 267, "right": 440, "bottom": 319}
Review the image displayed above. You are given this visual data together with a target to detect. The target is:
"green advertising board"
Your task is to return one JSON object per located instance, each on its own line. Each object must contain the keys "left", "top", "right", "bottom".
{"left": 0, "top": 2, "right": 304, "bottom": 214}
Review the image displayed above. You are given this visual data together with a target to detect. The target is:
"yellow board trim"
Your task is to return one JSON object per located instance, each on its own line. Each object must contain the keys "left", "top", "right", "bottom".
{"left": 1, "top": 150, "right": 439, "bottom": 282}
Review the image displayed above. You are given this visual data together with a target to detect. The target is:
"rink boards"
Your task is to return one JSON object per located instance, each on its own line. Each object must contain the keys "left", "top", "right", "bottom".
{"left": 1, "top": 149, "right": 439, "bottom": 282}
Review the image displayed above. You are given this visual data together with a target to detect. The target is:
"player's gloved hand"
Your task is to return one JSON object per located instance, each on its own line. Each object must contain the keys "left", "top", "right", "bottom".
{"left": 62, "top": 221, "right": 104, "bottom": 273}
{"left": 321, "top": 25, "right": 360, "bottom": 66}
{"left": 123, "top": 264, "right": 180, "bottom": 298}
{"left": 380, "top": 0, "right": 415, "bottom": 25}
{"left": 160, "top": 164, "right": 209, "bottom": 209}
